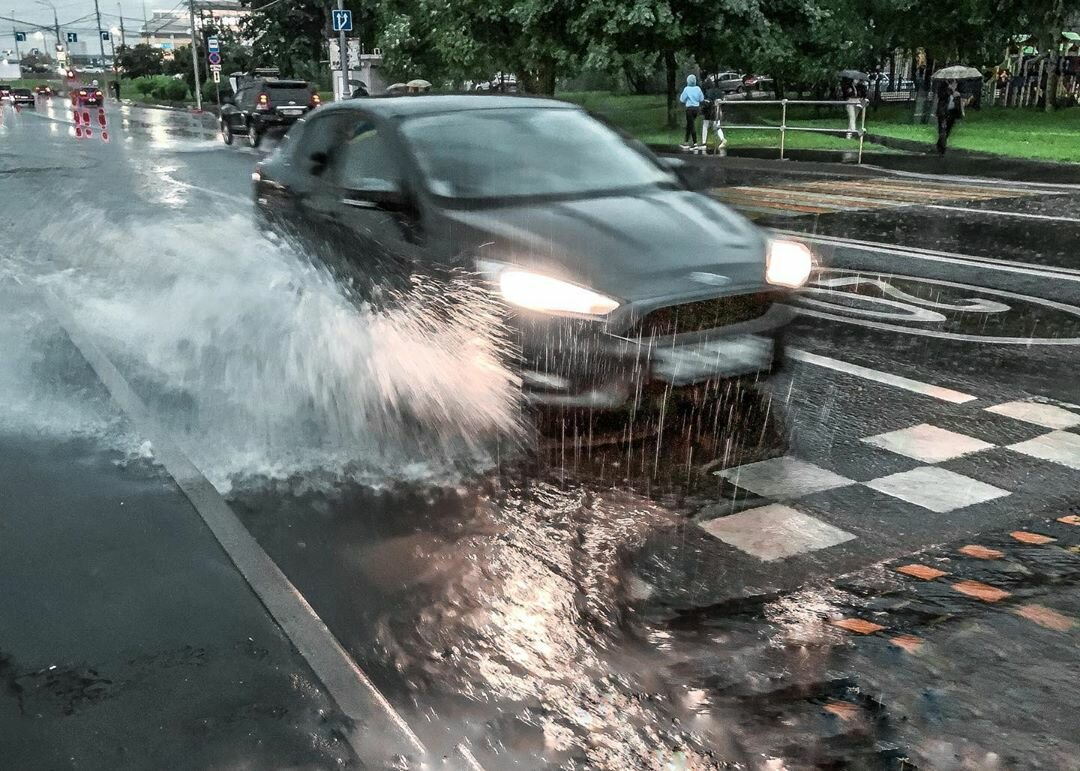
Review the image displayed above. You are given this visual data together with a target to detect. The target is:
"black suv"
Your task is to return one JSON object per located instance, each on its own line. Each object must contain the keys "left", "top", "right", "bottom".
{"left": 220, "top": 74, "right": 320, "bottom": 148}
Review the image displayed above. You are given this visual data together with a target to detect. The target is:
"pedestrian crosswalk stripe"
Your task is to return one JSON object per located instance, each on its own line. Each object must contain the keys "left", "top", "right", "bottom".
{"left": 712, "top": 177, "right": 1041, "bottom": 217}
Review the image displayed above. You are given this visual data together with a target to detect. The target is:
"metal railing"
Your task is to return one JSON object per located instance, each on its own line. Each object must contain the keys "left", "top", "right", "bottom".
{"left": 716, "top": 99, "right": 869, "bottom": 163}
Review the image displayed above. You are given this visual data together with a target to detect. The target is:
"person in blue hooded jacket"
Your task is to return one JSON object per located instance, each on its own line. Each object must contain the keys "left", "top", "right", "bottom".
{"left": 679, "top": 74, "right": 705, "bottom": 149}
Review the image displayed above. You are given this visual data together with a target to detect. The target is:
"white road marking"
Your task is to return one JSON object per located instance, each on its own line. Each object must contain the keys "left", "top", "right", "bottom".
{"left": 985, "top": 401, "right": 1080, "bottom": 429}
{"left": 786, "top": 348, "right": 978, "bottom": 403}
{"left": 715, "top": 456, "right": 855, "bottom": 499}
{"left": 40, "top": 289, "right": 436, "bottom": 768}
{"left": 865, "top": 466, "right": 1010, "bottom": 513}
{"left": 923, "top": 204, "right": 1080, "bottom": 223}
{"left": 790, "top": 269, "right": 1080, "bottom": 346}
{"left": 700, "top": 503, "right": 856, "bottom": 561}
{"left": 773, "top": 230, "right": 1080, "bottom": 282}
{"left": 867, "top": 165, "right": 1080, "bottom": 193}
{"left": 861, "top": 423, "right": 995, "bottom": 463}
{"left": 1008, "top": 431, "right": 1080, "bottom": 471}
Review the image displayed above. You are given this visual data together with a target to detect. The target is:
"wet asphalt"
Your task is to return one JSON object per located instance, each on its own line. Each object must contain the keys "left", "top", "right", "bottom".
{"left": 1, "top": 98, "right": 1079, "bottom": 769}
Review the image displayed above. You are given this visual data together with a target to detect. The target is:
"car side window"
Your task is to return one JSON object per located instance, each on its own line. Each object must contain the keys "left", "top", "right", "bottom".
{"left": 300, "top": 113, "right": 351, "bottom": 158}
{"left": 330, "top": 120, "right": 402, "bottom": 193}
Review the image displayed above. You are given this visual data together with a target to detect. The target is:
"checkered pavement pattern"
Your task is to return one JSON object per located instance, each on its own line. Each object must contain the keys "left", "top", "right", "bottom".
{"left": 710, "top": 177, "right": 1042, "bottom": 218}
{"left": 703, "top": 400, "right": 1080, "bottom": 561}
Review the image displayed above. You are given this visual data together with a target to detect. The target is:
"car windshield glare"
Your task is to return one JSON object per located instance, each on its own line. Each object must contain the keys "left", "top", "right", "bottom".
{"left": 398, "top": 107, "right": 675, "bottom": 200}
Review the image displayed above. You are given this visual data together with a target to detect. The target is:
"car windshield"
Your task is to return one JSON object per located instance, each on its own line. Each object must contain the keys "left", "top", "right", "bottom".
{"left": 13, "top": 89, "right": 31, "bottom": 96}
{"left": 398, "top": 107, "right": 674, "bottom": 200}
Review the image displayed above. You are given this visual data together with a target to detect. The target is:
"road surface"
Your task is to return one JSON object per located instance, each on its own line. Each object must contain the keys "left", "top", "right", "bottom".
{"left": 1, "top": 98, "right": 1078, "bottom": 769}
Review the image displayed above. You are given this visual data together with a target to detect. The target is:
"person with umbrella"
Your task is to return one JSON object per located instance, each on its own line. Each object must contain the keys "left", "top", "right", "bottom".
{"left": 838, "top": 70, "right": 868, "bottom": 138}
{"left": 931, "top": 66, "right": 979, "bottom": 154}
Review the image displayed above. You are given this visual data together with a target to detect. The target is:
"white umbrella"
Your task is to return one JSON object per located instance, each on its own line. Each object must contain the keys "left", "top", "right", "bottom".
{"left": 931, "top": 65, "right": 982, "bottom": 80}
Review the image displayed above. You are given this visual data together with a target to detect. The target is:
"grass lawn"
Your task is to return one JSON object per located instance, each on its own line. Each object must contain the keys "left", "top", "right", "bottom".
{"left": 560, "top": 91, "right": 889, "bottom": 153}
{"left": 561, "top": 91, "right": 1080, "bottom": 163}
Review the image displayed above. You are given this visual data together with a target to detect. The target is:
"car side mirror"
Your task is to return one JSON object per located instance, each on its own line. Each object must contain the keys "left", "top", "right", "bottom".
{"left": 309, "top": 151, "right": 330, "bottom": 174}
{"left": 660, "top": 156, "right": 710, "bottom": 191}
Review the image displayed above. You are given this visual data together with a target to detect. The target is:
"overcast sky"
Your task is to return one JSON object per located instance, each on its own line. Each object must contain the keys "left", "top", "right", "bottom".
{"left": 2, "top": 0, "right": 161, "bottom": 54}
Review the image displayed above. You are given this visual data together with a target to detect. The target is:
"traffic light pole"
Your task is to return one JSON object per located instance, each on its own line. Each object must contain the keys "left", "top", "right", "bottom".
{"left": 11, "top": 10, "right": 20, "bottom": 62}
{"left": 93, "top": 0, "right": 106, "bottom": 64}
{"left": 187, "top": 0, "right": 201, "bottom": 109}
{"left": 337, "top": 0, "right": 348, "bottom": 100}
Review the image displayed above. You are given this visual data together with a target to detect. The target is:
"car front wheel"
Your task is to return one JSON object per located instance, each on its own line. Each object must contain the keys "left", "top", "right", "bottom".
{"left": 221, "top": 120, "right": 233, "bottom": 145}
{"left": 247, "top": 123, "right": 262, "bottom": 148}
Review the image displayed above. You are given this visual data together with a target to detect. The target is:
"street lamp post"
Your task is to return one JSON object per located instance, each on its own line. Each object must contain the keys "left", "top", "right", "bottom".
{"left": 187, "top": 0, "right": 201, "bottom": 110}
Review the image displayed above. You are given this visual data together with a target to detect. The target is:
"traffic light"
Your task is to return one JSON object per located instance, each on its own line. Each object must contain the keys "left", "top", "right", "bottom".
{"left": 66, "top": 32, "right": 78, "bottom": 43}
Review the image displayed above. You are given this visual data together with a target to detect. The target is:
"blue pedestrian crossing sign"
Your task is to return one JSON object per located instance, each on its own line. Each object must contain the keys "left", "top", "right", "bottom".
{"left": 66, "top": 32, "right": 78, "bottom": 43}
{"left": 331, "top": 9, "right": 352, "bottom": 32}
{"left": 15, "top": 31, "right": 26, "bottom": 42}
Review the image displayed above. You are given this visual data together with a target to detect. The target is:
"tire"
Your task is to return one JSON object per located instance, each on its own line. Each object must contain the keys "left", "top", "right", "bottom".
{"left": 247, "top": 122, "right": 262, "bottom": 148}
{"left": 221, "top": 120, "right": 233, "bottom": 145}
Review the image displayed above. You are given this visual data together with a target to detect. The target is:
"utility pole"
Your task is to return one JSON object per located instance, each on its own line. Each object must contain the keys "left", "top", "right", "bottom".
{"left": 93, "top": 0, "right": 106, "bottom": 68}
{"left": 187, "top": 0, "right": 201, "bottom": 110}
{"left": 141, "top": 0, "right": 147, "bottom": 43}
{"left": 117, "top": 2, "right": 125, "bottom": 46}
{"left": 11, "top": 10, "right": 20, "bottom": 63}
{"left": 336, "top": 0, "right": 347, "bottom": 101}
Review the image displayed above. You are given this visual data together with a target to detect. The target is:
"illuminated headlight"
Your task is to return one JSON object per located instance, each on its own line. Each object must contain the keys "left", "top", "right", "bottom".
{"left": 479, "top": 262, "right": 619, "bottom": 317}
{"left": 765, "top": 239, "right": 813, "bottom": 288}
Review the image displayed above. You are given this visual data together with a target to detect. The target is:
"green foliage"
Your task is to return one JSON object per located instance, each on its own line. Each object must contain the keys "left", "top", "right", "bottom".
{"left": 116, "top": 44, "right": 165, "bottom": 79}
{"left": 133, "top": 76, "right": 160, "bottom": 96}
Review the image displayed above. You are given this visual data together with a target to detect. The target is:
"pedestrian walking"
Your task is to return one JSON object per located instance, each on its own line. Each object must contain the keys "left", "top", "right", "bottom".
{"left": 701, "top": 80, "right": 727, "bottom": 151}
{"left": 841, "top": 77, "right": 866, "bottom": 137}
{"left": 679, "top": 74, "right": 704, "bottom": 150}
{"left": 111, "top": 80, "right": 121, "bottom": 101}
{"left": 936, "top": 78, "right": 965, "bottom": 154}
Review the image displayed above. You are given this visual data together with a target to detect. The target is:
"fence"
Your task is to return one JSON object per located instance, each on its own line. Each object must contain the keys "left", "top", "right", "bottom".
{"left": 718, "top": 98, "right": 869, "bottom": 163}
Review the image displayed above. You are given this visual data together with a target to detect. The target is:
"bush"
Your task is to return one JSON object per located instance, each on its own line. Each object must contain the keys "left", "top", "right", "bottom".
{"left": 164, "top": 79, "right": 189, "bottom": 101}
{"left": 134, "top": 77, "right": 157, "bottom": 96}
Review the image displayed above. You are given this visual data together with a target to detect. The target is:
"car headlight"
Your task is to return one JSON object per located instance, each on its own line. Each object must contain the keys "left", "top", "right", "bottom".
{"left": 765, "top": 239, "right": 813, "bottom": 288}
{"left": 479, "top": 263, "right": 620, "bottom": 317}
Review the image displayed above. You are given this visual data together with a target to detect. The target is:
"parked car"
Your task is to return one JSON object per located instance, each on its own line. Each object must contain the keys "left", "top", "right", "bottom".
{"left": 252, "top": 96, "right": 811, "bottom": 409}
{"left": 220, "top": 75, "right": 320, "bottom": 148}
{"left": 9, "top": 88, "right": 35, "bottom": 107}
{"left": 708, "top": 71, "right": 745, "bottom": 94}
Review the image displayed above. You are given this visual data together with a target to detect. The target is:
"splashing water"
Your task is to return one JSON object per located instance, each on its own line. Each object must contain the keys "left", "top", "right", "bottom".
{"left": 17, "top": 208, "right": 524, "bottom": 491}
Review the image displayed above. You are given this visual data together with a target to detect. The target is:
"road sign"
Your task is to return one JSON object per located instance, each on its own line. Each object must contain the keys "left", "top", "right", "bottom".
{"left": 100, "top": 30, "right": 110, "bottom": 41}
{"left": 15, "top": 31, "right": 25, "bottom": 42}
{"left": 209, "top": 63, "right": 222, "bottom": 72}
{"left": 207, "top": 36, "right": 219, "bottom": 53}
{"left": 212, "top": 70, "right": 221, "bottom": 84}
{"left": 328, "top": 40, "right": 361, "bottom": 70}
{"left": 331, "top": 9, "right": 352, "bottom": 32}
{"left": 207, "top": 51, "right": 221, "bottom": 65}
{"left": 66, "top": 32, "right": 78, "bottom": 43}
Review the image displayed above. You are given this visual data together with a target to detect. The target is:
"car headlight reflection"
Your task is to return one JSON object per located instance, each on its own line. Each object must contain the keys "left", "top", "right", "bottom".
{"left": 765, "top": 239, "right": 814, "bottom": 288}
{"left": 486, "top": 265, "right": 620, "bottom": 317}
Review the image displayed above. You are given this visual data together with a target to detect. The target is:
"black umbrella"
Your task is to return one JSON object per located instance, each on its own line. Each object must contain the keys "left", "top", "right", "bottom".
{"left": 837, "top": 69, "right": 869, "bottom": 81}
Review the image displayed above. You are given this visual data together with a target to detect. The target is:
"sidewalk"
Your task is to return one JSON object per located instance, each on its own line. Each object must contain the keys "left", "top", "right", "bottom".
{"left": 0, "top": 431, "right": 358, "bottom": 770}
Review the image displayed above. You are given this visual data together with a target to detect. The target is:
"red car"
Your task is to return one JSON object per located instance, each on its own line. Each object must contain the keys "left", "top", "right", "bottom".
{"left": 72, "top": 85, "right": 104, "bottom": 107}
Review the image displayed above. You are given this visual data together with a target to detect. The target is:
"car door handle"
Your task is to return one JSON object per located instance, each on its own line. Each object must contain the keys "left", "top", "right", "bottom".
{"left": 341, "top": 198, "right": 378, "bottom": 209}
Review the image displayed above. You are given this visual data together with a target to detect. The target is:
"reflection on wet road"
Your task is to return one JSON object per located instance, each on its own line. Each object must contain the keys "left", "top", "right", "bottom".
{"left": 2, "top": 101, "right": 1079, "bottom": 768}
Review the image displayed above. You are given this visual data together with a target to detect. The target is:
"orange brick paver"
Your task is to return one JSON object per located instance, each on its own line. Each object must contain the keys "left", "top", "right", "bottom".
{"left": 830, "top": 618, "right": 885, "bottom": 634}
{"left": 890, "top": 634, "right": 924, "bottom": 654}
{"left": 896, "top": 563, "right": 948, "bottom": 580}
{"left": 1011, "top": 531, "right": 1056, "bottom": 545}
{"left": 958, "top": 545, "right": 1004, "bottom": 560}
{"left": 1014, "top": 604, "right": 1076, "bottom": 632}
{"left": 952, "top": 579, "right": 1011, "bottom": 603}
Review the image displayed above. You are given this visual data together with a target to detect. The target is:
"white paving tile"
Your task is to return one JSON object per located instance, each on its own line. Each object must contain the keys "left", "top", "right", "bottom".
{"left": 986, "top": 401, "right": 1080, "bottom": 430}
{"left": 700, "top": 504, "right": 856, "bottom": 561}
{"left": 1008, "top": 431, "right": 1080, "bottom": 471}
{"left": 865, "top": 466, "right": 1010, "bottom": 513}
{"left": 861, "top": 423, "right": 994, "bottom": 463}
{"left": 716, "top": 456, "right": 854, "bottom": 499}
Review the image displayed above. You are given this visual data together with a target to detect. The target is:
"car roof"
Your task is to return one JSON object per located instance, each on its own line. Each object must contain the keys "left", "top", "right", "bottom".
{"left": 315, "top": 93, "right": 579, "bottom": 119}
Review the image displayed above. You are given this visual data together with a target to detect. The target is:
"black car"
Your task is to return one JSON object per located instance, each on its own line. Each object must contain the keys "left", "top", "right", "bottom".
{"left": 221, "top": 77, "right": 320, "bottom": 148}
{"left": 10, "top": 88, "right": 35, "bottom": 108}
{"left": 253, "top": 96, "right": 811, "bottom": 409}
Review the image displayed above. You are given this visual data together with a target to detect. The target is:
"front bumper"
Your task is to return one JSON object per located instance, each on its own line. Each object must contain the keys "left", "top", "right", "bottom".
{"left": 517, "top": 300, "right": 792, "bottom": 409}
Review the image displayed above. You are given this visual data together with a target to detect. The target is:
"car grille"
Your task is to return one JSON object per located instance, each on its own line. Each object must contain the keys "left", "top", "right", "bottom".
{"left": 627, "top": 292, "right": 775, "bottom": 339}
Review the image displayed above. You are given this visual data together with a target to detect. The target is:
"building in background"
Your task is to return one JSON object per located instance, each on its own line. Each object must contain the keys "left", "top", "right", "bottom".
{"left": 140, "top": 0, "right": 248, "bottom": 53}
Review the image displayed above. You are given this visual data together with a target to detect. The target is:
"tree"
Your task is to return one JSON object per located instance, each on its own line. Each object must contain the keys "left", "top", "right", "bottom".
{"left": 116, "top": 43, "right": 165, "bottom": 79}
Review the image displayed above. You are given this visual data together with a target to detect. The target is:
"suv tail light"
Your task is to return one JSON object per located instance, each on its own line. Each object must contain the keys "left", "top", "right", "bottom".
{"left": 257, "top": 92, "right": 270, "bottom": 110}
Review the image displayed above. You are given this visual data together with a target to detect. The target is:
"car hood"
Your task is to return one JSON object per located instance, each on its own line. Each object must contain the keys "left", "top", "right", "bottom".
{"left": 442, "top": 189, "right": 769, "bottom": 303}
